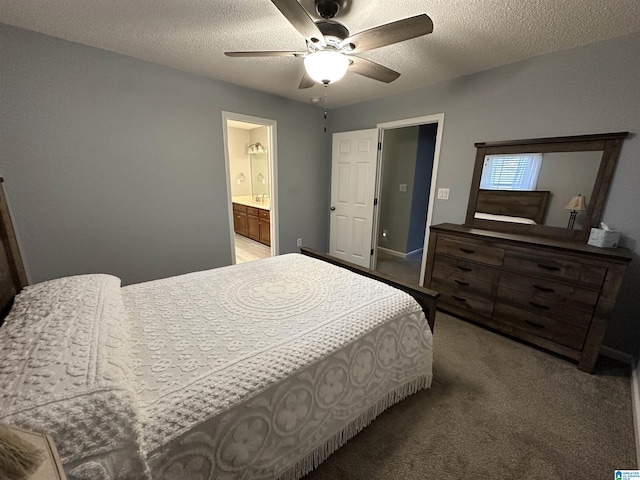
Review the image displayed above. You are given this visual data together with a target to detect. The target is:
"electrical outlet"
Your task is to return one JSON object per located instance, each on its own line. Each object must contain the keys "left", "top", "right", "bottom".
{"left": 437, "top": 188, "right": 450, "bottom": 200}
{"left": 297, "top": 238, "right": 302, "bottom": 247}
{"left": 399, "top": 184, "right": 407, "bottom": 192}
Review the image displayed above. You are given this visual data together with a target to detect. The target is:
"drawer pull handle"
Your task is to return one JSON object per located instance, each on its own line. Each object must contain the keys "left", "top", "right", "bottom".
{"left": 459, "top": 248, "right": 475, "bottom": 254}
{"left": 533, "top": 284, "right": 556, "bottom": 293}
{"left": 525, "top": 320, "right": 545, "bottom": 329}
{"left": 456, "top": 266, "right": 472, "bottom": 272}
{"left": 529, "top": 301, "right": 550, "bottom": 310}
{"left": 537, "top": 263, "right": 561, "bottom": 272}
{"left": 452, "top": 295, "right": 467, "bottom": 303}
{"left": 454, "top": 280, "right": 470, "bottom": 287}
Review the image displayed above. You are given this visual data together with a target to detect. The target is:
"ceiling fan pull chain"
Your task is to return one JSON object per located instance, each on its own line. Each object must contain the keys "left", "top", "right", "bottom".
{"left": 324, "top": 83, "right": 328, "bottom": 133}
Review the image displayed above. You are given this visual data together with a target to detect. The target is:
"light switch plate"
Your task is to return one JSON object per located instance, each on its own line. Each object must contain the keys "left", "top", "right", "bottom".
{"left": 437, "top": 188, "right": 450, "bottom": 200}
{"left": 399, "top": 184, "right": 407, "bottom": 192}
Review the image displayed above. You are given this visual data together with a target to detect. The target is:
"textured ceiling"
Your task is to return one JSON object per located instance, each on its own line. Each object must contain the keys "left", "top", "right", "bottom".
{"left": 2, "top": 0, "right": 640, "bottom": 108}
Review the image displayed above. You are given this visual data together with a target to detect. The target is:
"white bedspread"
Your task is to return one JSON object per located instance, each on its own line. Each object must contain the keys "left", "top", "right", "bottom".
{"left": 0, "top": 254, "right": 433, "bottom": 480}
{"left": 0, "top": 274, "right": 149, "bottom": 478}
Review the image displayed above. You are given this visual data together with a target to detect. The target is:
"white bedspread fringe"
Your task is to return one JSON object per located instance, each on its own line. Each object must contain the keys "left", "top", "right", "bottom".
{"left": 278, "top": 375, "right": 431, "bottom": 480}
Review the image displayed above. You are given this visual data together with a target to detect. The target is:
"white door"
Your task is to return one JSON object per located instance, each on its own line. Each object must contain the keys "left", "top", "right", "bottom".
{"left": 329, "top": 129, "right": 379, "bottom": 268}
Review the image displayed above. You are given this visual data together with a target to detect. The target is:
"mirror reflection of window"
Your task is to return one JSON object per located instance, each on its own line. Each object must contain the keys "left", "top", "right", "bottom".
{"left": 480, "top": 153, "right": 543, "bottom": 190}
{"left": 469, "top": 132, "right": 627, "bottom": 236}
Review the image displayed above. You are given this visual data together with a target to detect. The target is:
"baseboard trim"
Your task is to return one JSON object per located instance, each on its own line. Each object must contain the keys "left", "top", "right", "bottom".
{"left": 377, "top": 247, "right": 407, "bottom": 259}
{"left": 602, "top": 347, "right": 639, "bottom": 467}
{"left": 632, "top": 356, "right": 640, "bottom": 468}
{"left": 601, "top": 346, "right": 634, "bottom": 364}
{"left": 377, "top": 247, "right": 423, "bottom": 259}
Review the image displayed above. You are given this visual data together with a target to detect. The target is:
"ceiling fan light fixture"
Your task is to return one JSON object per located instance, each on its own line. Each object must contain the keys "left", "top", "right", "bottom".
{"left": 304, "top": 50, "right": 349, "bottom": 84}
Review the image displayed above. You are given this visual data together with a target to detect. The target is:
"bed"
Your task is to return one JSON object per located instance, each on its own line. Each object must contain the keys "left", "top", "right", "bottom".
{"left": 474, "top": 189, "right": 550, "bottom": 225}
{"left": 0, "top": 178, "right": 438, "bottom": 480}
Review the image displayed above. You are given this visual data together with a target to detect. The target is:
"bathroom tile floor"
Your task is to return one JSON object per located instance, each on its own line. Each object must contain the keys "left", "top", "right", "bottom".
{"left": 234, "top": 234, "right": 271, "bottom": 264}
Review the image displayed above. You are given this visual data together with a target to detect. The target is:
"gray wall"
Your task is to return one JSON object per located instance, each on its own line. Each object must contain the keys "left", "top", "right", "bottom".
{"left": 0, "top": 23, "right": 330, "bottom": 285}
{"left": 378, "top": 127, "right": 419, "bottom": 253}
{"left": 329, "top": 32, "right": 640, "bottom": 355}
{"left": 407, "top": 124, "right": 437, "bottom": 252}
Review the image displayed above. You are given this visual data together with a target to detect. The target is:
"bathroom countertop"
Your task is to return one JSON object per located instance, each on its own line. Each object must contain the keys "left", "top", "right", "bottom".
{"left": 232, "top": 195, "right": 271, "bottom": 210}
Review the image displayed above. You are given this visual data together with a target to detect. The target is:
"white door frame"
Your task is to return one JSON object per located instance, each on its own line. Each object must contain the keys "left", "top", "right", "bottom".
{"left": 222, "top": 111, "right": 279, "bottom": 264}
{"left": 374, "top": 113, "right": 445, "bottom": 286}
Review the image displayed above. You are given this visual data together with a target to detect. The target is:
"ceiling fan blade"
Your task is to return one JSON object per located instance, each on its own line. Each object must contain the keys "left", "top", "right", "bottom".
{"left": 271, "top": 0, "right": 326, "bottom": 46}
{"left": 298, "top": 71, "right": 316, "bottom": 89}
{"left": 349, "top": 56, "right": 401, "bottom": 83}
{"left": 342, "top": 14, "right": 433, "bottom": 53}
{"left": 225, "top": 51, "right": 306, "bottom": 57}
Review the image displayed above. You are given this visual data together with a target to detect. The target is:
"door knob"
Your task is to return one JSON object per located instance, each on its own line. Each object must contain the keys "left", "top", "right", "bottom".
{"left": 330, "top": 206, "right": 336, "bottom": 211}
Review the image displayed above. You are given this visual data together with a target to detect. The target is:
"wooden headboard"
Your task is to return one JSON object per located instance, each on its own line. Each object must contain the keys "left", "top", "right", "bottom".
{"left": 476, "top": 189, "right": 550, "bottom": 225}
{"left": 0, "top": 178, "right": 28, "bottom": 321}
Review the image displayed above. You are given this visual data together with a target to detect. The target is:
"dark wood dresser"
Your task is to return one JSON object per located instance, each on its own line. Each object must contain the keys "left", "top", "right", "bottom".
{"left": 424, "top": 223, "right": 632, "bottom": 373}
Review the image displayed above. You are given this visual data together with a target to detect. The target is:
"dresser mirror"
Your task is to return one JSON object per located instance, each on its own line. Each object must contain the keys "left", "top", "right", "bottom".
{"left": 465, "top": 132, "right": 628, "bottom": 241}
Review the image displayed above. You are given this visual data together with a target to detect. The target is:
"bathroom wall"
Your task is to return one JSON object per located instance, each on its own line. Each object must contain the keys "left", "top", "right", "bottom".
{"left": 249, "top": 126, "right": 269, "bottom": 197}
{"left": 228, "top": 127, "right": 251, "bottom": 197}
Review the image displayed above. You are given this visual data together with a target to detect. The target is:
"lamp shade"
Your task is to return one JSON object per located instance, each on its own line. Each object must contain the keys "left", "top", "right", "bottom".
{"left": 304, "top": 51, "right": 349, "bottom": 84}
{"left": 564, "top": 194, "right": 587, "bottom": 211}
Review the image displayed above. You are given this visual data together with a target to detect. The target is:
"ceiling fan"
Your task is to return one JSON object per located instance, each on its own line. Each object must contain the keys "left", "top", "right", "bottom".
{"left": 225, "top": 0, "right": 433, "bottom": 88}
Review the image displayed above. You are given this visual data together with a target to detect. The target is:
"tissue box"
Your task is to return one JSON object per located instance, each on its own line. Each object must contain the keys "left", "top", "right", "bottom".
{"left": 587, "top": 228, "right": 621, "bottom": 248}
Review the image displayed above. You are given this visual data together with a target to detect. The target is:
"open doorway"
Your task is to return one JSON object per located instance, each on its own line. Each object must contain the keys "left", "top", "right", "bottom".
{"left": 222, "top": 112, "right": 278, "bottom": 264}
{"left": 372, "top": 114, "right": 444, "bottom": 286}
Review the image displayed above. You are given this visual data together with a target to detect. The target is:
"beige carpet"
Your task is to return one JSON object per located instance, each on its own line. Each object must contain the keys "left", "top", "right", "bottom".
{"left": 304, "top": 312, "right": 636, "bottom": 479}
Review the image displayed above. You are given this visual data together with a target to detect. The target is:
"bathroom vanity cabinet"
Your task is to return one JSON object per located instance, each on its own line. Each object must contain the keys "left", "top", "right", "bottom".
{"left": 233, "top": 202, "right": 270, "bottom": 246}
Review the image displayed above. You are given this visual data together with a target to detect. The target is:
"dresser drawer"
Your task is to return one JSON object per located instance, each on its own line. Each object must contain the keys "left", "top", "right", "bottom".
{"left": 503, "top": 250, "right": 606, "bottom": 288}
{"left": 246, "top": 206, "right": 259, "bottom": 217}
{"left": 431, "top": 277, "right": 496, "bottom": 317}
{"left": 425, "top": 223, "right": 632, "bottom": 373}
{"left": 435, "top": 235, "right": 505, "bottom": 266}
{"left": 259, "top": 209, "right": 270, "bottom": 220}
{"left": 432, "top": 254, "right": 500, "bottom": 287}
{"left": 496, "top": 285, "right": 593, "bottom": 328}
{"left": 493, "top": 300, "right": 588, "bottom": 350}
{"left": 499, "top": 271, "right": 599, "bottom": 312}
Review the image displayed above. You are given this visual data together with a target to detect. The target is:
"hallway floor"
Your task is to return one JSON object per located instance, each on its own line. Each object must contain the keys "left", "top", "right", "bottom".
{"left": 375, "top": 249, "right": 422, "bottom": 285}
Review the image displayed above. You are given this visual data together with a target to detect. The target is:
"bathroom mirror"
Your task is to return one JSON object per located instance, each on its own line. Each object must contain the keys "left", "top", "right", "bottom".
{"left": 250, "top": 153, "right": 269, "bottom": 196}
{"left": 465, "top": 132, "right": 628, "bottom": 241}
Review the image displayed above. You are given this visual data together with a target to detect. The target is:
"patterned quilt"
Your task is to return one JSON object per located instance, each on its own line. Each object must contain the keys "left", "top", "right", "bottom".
{"left": 0, "top": 254, "right": 433, "bottom": 480}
